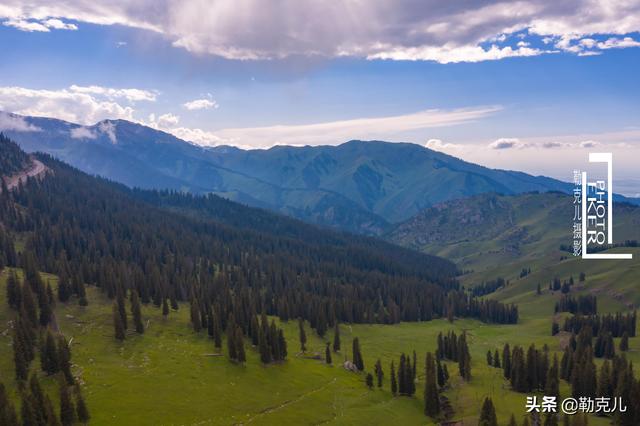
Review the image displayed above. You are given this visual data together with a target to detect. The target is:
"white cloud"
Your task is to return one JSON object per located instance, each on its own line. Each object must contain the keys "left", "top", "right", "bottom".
{"left": 98, "top": 121, "right": 117, "bottom": 144}
{"left": 0, "top": 85, "right": 155, "bottom": 125}
{"left": 2, "top": 17, "right": 77, "bottom": 32}
{"left": 43, "top": 18, "right": 77, "bottom": 30}
{"left": 489, "top": 138, "right": 521, "bottom": 149}
{"left": 183, "top": 99, "right": 218, "bottom": 111}
{"left": 596, "top": 36, "right": 640, "bottom": 50}
{"left": 147, "top": 112, "right": 180, "bottom": 129}
{"left": 424, "top": 139, "right": 463, "bottom": 151}
{"left": 1, "top": 1, "right": 640, "bottom": 62}
{"left": 69, "top": 126, "right": 97, "bottom": 139}
{"left": 168, "top": 106, "right": 500, "bottom": 147}
{"left": 0, "top": 112, "right": 41, "bottom": 132}
{"left": 69, "top": 85, "right": 157, "bottom": 102}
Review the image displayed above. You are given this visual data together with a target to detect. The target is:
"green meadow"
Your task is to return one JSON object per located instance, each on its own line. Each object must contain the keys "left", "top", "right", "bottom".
{"left": 2, "top": 262, "right": 638, "bottom": 425}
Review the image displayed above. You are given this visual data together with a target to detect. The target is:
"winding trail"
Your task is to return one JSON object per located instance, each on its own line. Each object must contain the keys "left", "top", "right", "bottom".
{"left": 3, "top": 157, "right": 48, "bottom": 191}
{"left": 240, "top": 377, "right": 337, "bottom": 425}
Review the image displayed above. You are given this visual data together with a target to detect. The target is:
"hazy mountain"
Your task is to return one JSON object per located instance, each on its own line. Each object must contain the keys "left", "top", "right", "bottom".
{"left": 386, "top": 191, "right": 640, "bottom": 278}
{"left": 1, "top": 112, "right": 612, "bottom": 235}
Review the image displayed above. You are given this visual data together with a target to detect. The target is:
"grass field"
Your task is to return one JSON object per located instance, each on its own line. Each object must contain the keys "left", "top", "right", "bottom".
{"left": 2, "top": 265, "right": 638, "bottom": 425}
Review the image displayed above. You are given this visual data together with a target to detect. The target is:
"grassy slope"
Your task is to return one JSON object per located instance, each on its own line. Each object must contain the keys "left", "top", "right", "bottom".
{"left": 3, "top": 267, "right": 637, "bottom": 425}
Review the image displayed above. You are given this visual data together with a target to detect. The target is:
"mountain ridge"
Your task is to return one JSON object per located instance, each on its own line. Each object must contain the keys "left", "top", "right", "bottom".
{"left": 4, "top": 111, "right": 635, "bottom": 235}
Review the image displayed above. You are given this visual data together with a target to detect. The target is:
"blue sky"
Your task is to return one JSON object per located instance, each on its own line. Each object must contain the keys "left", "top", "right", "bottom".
{"left": 0, "top": 1, "right": 639, "bottom": 194}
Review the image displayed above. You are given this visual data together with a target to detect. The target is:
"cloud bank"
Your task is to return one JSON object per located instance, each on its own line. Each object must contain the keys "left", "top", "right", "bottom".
{"left": 1, "top": 1, "right": 640, "bottom": 62}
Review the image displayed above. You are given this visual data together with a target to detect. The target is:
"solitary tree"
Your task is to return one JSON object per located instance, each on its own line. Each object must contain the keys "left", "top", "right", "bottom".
{"left": 325, "top": 343, "right": 332, "bottom": 364}
{"left": 365, "top": 373, "right": 374, "bottom": 389}
{"left": 298, "top": 318, "right": 307, "bottom": 353}
{"left": 352, "top": 337, "right": 364, "bottom": 371}
{"left": 113, "top": 304, "right": 125, "bottom": 341}
{"left": 76, "top": 387, "right": 90, "bottom": 424}
{"left": 333, "top": 323, "right": 341, "bottom": 352}
{"left": 390, "top": 361, "right": 398, "bottom": 396}
{"left": 374, "top": 359, "right": 384, "bottom": 387}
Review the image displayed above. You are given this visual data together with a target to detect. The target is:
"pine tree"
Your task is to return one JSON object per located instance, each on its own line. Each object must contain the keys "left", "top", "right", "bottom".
{"left": 352, "top": 337, "right": 364, "bottom": 371}
{"left": 503, "top": 343, "right": 511, "bottom": 379}
{"left": 390, "top": 361, "right": 397, "bottom": 396}
{"left": 545, "top": 354, "right": 559, "bottom": 399}
{"left": 235, "top": 326, "right": 246, "bottom": 363}
{"left": 325, "top": 343, "right": 332, "bottom": 364}
{"left": 116, "top": 289, "right": 127, "bottom": 330}
{"left": 0, "top": 382, "right": 19, "bottom": 426}
{"left": 162, "top": 298, "right": 169, "bottom": 317}
{"left": 57, "top": 335, "right": 74, "bottom": 385}
{"left": 298, "top": 318, "right": 307, "bottom": 353}
{"left": 424, "top": 352, "right": 440, "bottom": 418}
{"left": 6, "top": 270, "right": 21, "bottom": 309}
{"left": 374, "top": 359, "right": 384, "bottom": 387}
{"left": 113, "top": 303, "right": 125, "bottom": 341}
{"left": 21, "top": 283, "right": 38, "bottom": 327}
{"left": 12, "top": 328, "right": 28, "bottom": 381}
{"left": 365, "top": 373, "right": 374, "bottom": 389}
{"left": 478, "top": 397, "right": 498, "bottom": 426}
{"left": 76, "top": 387, "right": 90, "bottom": 424}
{"left": 493, "top": 350, "right": 500, "bottom": 368}
{"left": 436, "top": 358, "right": 447, "bottom": 388}
{"left": 258, "top": 326, "right": 270, "bottom": 363}
{"left": 486, "top": 350, "right": 493, "bottom": 366}
{"left": 190, "top": 299, "right": 201, "bottom": 332}
{"left": 21, "top": 395, "right": 38, "bottom": 426}
{"left": 57, "top": 275, "right": 72, "bottom": 303}
{"left": 131, "top": 290, "right": 144, "bottom": 334}
{"left": 41, "top": 329, "right": 59, "bottom": 375}
{"left": 227, "top": 321, "right": 238, "bottom": 361}
{"left": 333, "top": 323, "right": 341, "bottom": 352}
{"left": 620, "top": 332, "right": 629, "bottom": 351}
{"left": 59, "top": 383, "right": 76, "bottom": 426}
{"left": 277, "top": 329, "right": 287, "bottom": 361}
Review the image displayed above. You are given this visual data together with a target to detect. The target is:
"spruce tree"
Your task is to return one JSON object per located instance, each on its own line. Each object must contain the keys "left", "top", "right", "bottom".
{"left": 352, "top": 337, "right": 364, "bottom": 371}
{"left": 113, "top": 303, "right": 125, "bottom": 341}
{"left": 162, "top": 298, "right": 169, "bottom": 317}
{"left": 374, "top": 359, "right": 383, "bottom": 387}
{"left": 493, "top": 350, "right": 500, "bottom": 368}
{"left": 620, "top": 332, "right": 629, "bottom": 351}
{"left": 21, "top": 395, "right": 38, "bottom": 426}
{"left": 6, "top": 271, "right": 21, "bottom": 309}
{"left": 59, "top": 383, "right": 76, "bottom": 426}
{"left": 41, "top": 329, "right": 59, "bottom": 375}
{"left": 365, "top": 373, "right": 374, "bottom": 389}
{"left": 325, "top": 343, "right": 332, "bottom": 364}
{"left": 478, "top": 397, "right": 498, "bottom": 426}
{"left": 333, "top": 323, "right": 340, "bottom": 352}
{"left": 57, "top": 335, "right": 74, "bottom": 385}
{"left": 12, "top": 329, "right": 28, "bottom": 381}
{"left": 0, "top": 382, "right": 19, "bottom": 426}
{"left": 424, "top": 352, "right": 440, "bottom": 418}
{"left": 390, "top": 361, "right": 397, "bottom": 396}
{"left": 235, "top": 326, "right": 246, "bottom": 363}
{"left": 76, "top": 387, "right": 90, "bottom": 424}
{"left": 227, "top": 322, "right": 238, "bottom": 361}
{"left": 298, "top": 318, "right": 307, "bottom": 353}
{"left": 131, "top": 290, "right": 144, "bottom": 334}
{"left": 503, "top": 343, "right": 511, "bottom": 379}
{"left": 116, "top": 289, "right": 127, "bottom": 330}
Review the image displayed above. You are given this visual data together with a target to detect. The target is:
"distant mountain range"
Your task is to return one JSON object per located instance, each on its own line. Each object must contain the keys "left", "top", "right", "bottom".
{"left": 3, "top": 112, "right": 636, "bottom": 234}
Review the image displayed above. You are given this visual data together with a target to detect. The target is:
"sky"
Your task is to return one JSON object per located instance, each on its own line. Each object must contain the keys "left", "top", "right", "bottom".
{"left": 0, "top": 1, "right": 639, "bottom": 195}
